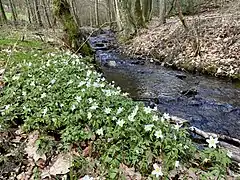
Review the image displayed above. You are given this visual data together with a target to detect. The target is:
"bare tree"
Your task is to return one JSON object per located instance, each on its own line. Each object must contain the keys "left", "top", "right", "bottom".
{"left": 9, "top": 0, "right": 17, "bottom": 24}
{"left": 70, "top": 0, "right": 81, "bottom": 27}
{"left": 34, "top": 0, "right": 43, "bottom": 27}
{"left": 142, "top": 0, "right": 153, "bottom": 22}
{"left": 159, "top": 0, "right": 166, "bottom": 24}
{"left": 135, "top": 0, "right": 145, "bottom": 28}
{"left": 0, "top": 0, "right": 7, "bottom": 23}
{"left": 106, "top": 0, "right": 114, "bottom": 28}
{"left": 114, "top": 0, "right": 122, "bottom": 31}
{"left": 95, "top": 0, "right": 99, "bottom": 27}
{"left": 175, "top": 0, "right": 200, "bottom": 56}
{"left": 25, "top": 0, "right": 32, "bottom": 23}
{"left": 42, "top": 0, "right": 52, "bottom": 28}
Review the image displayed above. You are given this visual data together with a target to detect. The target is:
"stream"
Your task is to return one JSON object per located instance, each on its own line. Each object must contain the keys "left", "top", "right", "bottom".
{"left": 89, "top": 30, "right": 240, "bottom": 139}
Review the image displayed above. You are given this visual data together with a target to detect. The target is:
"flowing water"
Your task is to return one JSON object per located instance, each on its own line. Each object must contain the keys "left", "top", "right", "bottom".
{"left": 89, "top": 30, "right": 240, "bottom": 138}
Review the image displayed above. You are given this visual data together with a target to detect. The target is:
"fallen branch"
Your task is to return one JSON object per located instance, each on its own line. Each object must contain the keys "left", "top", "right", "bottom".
{"left": 189, "top": 126, "right": 240, "bottom": 148}
{"left": 170, "top": 116, "right": 240, "bottom": 164}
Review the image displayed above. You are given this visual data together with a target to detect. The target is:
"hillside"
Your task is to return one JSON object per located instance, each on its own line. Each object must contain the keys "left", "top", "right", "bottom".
{"left": 123, "top": 0, "right": 240, "bottom": 80}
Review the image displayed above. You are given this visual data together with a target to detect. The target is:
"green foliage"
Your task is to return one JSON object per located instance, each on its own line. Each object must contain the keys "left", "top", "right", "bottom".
{"left": 0, "top": 37, "right": 232, "bottom": 178}
{"left": 36, "top": 135, "right": 57, "bottom": 155}
{"left": 199, "top": 148, "right": 231, "bottom": 177}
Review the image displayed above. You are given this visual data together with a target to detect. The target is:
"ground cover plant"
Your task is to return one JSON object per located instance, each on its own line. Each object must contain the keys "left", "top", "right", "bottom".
{"left": 0, "top": 30, "right": 233, "bottom": 179}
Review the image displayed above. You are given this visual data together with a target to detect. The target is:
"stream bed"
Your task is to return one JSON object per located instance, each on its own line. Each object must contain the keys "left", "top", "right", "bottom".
{"left": 89, "top": 30, "right": 240, "bottom": 139}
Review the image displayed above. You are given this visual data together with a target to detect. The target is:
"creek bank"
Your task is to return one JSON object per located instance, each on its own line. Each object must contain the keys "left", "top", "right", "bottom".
{"left": 89, "top": 30, "right": 240, "bottom": 139}
{"left": 120, "top": 11, "right": 240, "bottom": 80}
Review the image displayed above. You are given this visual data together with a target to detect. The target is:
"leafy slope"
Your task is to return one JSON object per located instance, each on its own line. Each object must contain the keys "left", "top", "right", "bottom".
{"left": 123, "top": 8, "right": 240, "bottom": 79}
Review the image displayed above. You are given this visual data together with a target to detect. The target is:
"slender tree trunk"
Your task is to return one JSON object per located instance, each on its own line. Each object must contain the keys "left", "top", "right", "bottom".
{"left": 9, "top": 0, "right": 17, "bottom": 24}
{"left": 159, "top": 0, "right": 166, "bottom": 24}
{"left": 134, "top": 0, "right": 145, "bottom": 28}
{"left": 42, "top": 0, "right": 52, "bottom": 28}
{"left": 95, "top": 0, "right": 99, "bottom": 27}
{"left": 106, "top": 0, "right": 112, "bottom": 26}
{"left": 9, "top": 0, "right": 16, "bottom": 22}
{"left": 175, "top": 0, "right": 200, "bottom": 56}
{"left": 70, "top": 0, "right": 81, "bottom": 27}
{"left": 114, "top": 0, "right": 122, "bottom": 31}
{"left": 142, "top": 0, "right": 152, "bottom": 22}
{"left": 25, "top": 0, "right": 31, "bottom": 23}
{"left": 0, "top": 0, "right": 7, "bottom": 23}
{"left": 34, "top": 0, "right": 43, "bottom": 27}
{"left": 90, "top": 6, "right": 93, "bottom": 27}
{"left": 119, "top": 0, "right": 137, "bottom": 36}
{"left": 175, "top": 0, "right": 188, "bottom": 31}
{"left": 29, "top": 0, "right": 37, "bottom": 23}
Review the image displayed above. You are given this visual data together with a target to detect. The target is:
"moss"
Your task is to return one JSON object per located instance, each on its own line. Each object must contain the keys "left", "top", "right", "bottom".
{"left": 232, "top": 74, "right": 240, "bottom": 81}
{"left": 180, "top": 61, "right": 195, "bottom": 72}
{"left": 203, "top": 65, "right": 217, "bottom": 75}
{"left": 81, "top": 44, "right": 93, "bottom": 56}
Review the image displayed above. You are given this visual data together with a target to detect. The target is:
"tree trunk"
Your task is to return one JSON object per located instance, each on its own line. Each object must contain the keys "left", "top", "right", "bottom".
{"left": 42, "top": 0, "right": 52, "bottom": 28}
{"left": 175, "top": 0, "right": 200, "bottom": 57}
{"left": 159, "top": 0, "right": 166, "bottom": 24}
{"left": 89, "top": 6, "right": 93, "bottom": 27}
{"left": 113, "top": 0, "right": 122, "bottom": 31}
{"left": 53, "top": 0, "right": 92, "bottom": 55}
{"left": 113, "top": 0, "right": 151, "bottom": 38}
{"left": 175, "top": 0, "right": 189, "bottom": 31}
{"left": 94, "top": 0, "right": 99, "bottom": 27}
{"left": 29, "top": 0, "right": 37, "bottom": 23}
{"left": 25, "top": 0, "right": 31, "bottom": 23}
{"left": 142, "top": 0, "right": 152, "bottom": 22}
{"left": 120, "top": 0, "right": 137, "bottom": 36}
{"left": 9, "top": 0, "right": 17, "bottom": 24}
{"left": 134, "top": 0, "right": 145, "bottom": 28}
{"left": 71, "top": 0, "right": 81, "bottom": 27}
{"left": 34, "top": 0, "right": 43, "bottom": 27}
{"left": 106, "top": 0, "right": 114, "bottom": 28}
{"left": 0, "top": 0, "right": 7, "bottom": 23}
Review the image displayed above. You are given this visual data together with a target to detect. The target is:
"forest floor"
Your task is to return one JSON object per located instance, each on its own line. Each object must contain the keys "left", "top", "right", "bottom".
{"left": 122, "top": 0, "right": 240, "bottom": 80}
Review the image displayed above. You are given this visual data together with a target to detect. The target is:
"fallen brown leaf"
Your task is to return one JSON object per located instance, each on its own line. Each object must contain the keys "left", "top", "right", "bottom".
{"left": 25, "top": 131, "right": 47, "bottom": 164}
{"left": 49, "top": 153, "right": 73, "bottom": 176}
{"left": 119, "top": 163, "right": 142, "bottom": 180}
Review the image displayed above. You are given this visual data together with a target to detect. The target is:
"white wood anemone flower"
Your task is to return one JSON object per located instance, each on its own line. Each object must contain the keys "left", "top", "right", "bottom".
{"left": 152, "top": 163, "right": 163, "bottom": 178}
{"left": 152, "top": 115, "right": 159, "bottom": 121}
{"left": 96, "top": 128, "right": 104, "bottom": 136}
{"left": 81, "top": 175, "right": 94, "bottom": 180}
{"left": 154, "top": 130, "right": 163, "bottom": 139}
{"left": 206, "top": 136, "right": 219, "bottom": 148}
{"left": 162, "top": 113, "right": 170, "bottom": 120}
{"left": 227, "top": 150, "right": 233, "bottom": 158}
{"left": 175, "top": 161, "right": 180, "bottom": 168}
{"left": 144, "top": 106, "right": 152, "bottom": 114}
{"left": 144, "top": 124, "right": 154, "bottom": 132}
{"left": 116, "top": 119, "right": 125, "bottom": 127}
